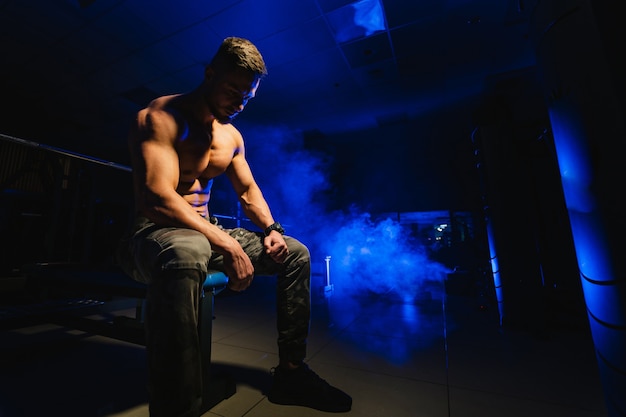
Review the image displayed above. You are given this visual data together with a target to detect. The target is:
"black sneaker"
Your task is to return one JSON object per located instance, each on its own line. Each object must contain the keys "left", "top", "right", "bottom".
{"left": 267, "top": 364, "right": 352, "bottom": 412}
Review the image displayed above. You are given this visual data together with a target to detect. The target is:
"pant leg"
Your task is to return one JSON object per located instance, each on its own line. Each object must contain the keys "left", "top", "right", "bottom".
{"left": 146, "top": 269, "right": 204, "bottom": 417}
{"left": 275, "top": 239, "right": 311, "bottom": 363}
{"left": 116, "top": 218, "right": 213, "bottom": 417}
{"left": 210, "top": 228, "right": 311, "bottom": 363}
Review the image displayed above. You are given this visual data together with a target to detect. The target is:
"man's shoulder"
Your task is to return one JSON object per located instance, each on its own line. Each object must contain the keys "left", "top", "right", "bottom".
{"left": 142, "top": 95, "right": 188, "bottom": 125}
{"left": 142, "top": 95, "right": 180, "bottom": 116}
{"left": 215, "top": 121, "right": 243, "bottom": 142}
{"left": 131, "top": 98, "right": 185, "bottom": 145}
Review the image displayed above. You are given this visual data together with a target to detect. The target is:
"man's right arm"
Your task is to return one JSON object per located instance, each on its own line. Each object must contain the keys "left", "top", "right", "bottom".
{"left": 130, "top": 110, "right": 237, "bottom": 255}
{"left": 129, "top": 109, "right": 254, "bottom": 287}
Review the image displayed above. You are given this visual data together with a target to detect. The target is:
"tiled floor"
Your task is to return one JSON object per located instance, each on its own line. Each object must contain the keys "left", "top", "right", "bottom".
{"left": 0, "top": 270, "right": 607, "bottom": 417}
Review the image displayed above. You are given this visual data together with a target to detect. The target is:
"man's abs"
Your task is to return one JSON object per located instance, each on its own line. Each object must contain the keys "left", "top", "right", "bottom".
{"left": 178, "top": 178, "right": 213, "bottom": 218}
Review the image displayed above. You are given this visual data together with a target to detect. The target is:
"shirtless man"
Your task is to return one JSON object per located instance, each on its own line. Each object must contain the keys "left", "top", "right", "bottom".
{"left": 117, "top": 37, "right": 351, "bottom": 416}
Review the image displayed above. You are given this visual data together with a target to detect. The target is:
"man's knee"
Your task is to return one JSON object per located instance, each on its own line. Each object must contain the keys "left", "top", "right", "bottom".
{"left": 283, "top": 238, "right": 311, "bottom": 280}
{"left": 286, "top": 239, "right": 310, "bottom": 264}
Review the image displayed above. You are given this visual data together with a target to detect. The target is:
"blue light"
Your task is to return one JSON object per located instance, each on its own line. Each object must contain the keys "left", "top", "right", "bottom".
{"left": 327, "top": 0, "right": 386, "bottom": 44}
{"left": 353, "top": 0, "right": 386, "bottom": 37}
{"left": 548, "top": 100, "right": 614, "bottom": 281}
{"left": 548, "top": 100, "right": 594, "bottom": 213}
{"left": 238, "top": 124, "right": 449, "bottom": 363}
{"left": 240, "top": 124, "right": 449, "bottom": 300}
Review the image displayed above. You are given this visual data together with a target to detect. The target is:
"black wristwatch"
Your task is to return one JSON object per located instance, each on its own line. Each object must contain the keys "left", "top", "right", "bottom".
{"left": 264, "top": 222, "right": 285, "bottom": 236}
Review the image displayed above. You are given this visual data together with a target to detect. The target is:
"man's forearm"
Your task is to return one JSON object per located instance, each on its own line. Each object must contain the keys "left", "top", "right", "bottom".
{"left": 139, "top": 191, "right": 239, "bottom": 255}
{"left": 238, "top": 187, "right": 275, "bottom": 230}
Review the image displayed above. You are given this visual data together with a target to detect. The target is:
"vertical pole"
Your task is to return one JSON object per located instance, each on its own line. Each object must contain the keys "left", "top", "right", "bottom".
{"left": 531, "top": 1, "right": 626, "bottom": 415}
{"left": 486, "top": 217, "right": 504, "bottom": 326}
{"left": 324, "top": 256, "right": 333, "bottom": 294}
{"left": 472, "top": 127, "right": 505, "bottom": 326}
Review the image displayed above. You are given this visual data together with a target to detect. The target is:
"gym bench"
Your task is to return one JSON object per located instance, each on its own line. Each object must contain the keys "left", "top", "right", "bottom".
{"left": 20, "top": 262, "right": 235, "bottom": 412}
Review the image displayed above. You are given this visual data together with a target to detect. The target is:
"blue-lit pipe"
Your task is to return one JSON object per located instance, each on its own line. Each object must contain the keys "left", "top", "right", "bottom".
{"left": 471, "top": 127, "right": 505, "bottom": 326}
{"left": 486, "top": 217, "right": 504, "bottom": 326}
{"left": 531, "top": 1, "right": 626, "bottom": 415}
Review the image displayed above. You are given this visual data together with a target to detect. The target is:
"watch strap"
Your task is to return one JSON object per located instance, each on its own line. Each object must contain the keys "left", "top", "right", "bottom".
{"left": 264, "top": 222, "right": 284, "bottom": 236}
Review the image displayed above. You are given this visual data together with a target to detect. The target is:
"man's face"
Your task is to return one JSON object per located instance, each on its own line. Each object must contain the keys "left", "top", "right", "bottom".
{"left": 205, "top": 67, "right": 260, "bottom": 124}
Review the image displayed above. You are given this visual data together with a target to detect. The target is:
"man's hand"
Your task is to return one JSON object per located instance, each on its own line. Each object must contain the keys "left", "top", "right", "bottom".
{"left": 223, "top": 244, "right": 254, "bottom": 292}
{"left": 264, "top": 232, "right": 289, "bottom": 264}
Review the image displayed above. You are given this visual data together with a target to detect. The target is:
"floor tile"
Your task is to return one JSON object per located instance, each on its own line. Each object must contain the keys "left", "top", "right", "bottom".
{"left": 0, "top": 271, "right": 609, "bottom": 417}
{"left": 449, "top": 386, "right": 607, "bottom": 417}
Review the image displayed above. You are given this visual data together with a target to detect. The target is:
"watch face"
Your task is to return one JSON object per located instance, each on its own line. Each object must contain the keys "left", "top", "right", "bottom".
{"left": 266, "top": 222, "right": 284, "bottom": 235}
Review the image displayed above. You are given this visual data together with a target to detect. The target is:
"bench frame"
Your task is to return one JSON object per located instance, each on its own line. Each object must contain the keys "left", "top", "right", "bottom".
{"left": 21, "top": 262, "right": 235, "bottom": 412}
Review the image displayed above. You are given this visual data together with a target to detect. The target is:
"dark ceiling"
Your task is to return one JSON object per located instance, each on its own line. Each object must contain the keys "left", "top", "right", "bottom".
{"left": 1, "top": 0, "right": 539, "bottom": 159}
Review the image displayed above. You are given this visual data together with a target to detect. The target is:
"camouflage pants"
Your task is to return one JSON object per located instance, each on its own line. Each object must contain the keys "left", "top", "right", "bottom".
{"left": 116, "top": 217, "right": 310, "bottom": 417}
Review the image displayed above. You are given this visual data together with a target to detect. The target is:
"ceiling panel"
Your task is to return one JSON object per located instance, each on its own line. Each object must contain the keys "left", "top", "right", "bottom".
{"left": 254, "top": 17, "right": 337, "bottom": 68}
{"left": 383, "top": 0, "right": 443, "bottom": 28}
{"left": 317, "top": 0, "right": 355, "bottom": 13}
{"left": 1, "top": 0, "right": 540, "bottom": 154}
{"left": 160, "top": 23, "right": 224, "bottom": 66}
{"left": 205, "top": 0, "right": 322, "bottom": 41}
{"left": 92, "top": 5, "right": 163, "bottom": 51}
{"left": 121, "top": 0, "right": 243, "bottom": 36}
{"left": 341, "top": 33, "right": 393, "bottom": 69}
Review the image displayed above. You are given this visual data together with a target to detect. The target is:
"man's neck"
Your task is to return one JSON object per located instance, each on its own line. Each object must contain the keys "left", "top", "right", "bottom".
{"left": 177, "top": 89, "right": 216, "bottom": 127}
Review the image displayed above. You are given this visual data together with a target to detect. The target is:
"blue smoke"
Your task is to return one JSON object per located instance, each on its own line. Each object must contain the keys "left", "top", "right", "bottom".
{"left": 320, "top": 211, "right": 449, "bottom": 303}
{"left": 240, "top": 124, "right": 450, "bottom": 304}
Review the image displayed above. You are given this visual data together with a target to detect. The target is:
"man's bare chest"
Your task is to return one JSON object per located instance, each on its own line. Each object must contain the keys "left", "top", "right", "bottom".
{"left": 176, "top": 131, "right": 235, "bottom": 181}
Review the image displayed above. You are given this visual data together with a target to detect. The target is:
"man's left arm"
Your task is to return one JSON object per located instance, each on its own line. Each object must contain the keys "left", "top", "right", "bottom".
{"left": 225, "top": 151, "right": 289, "bottom": 263}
